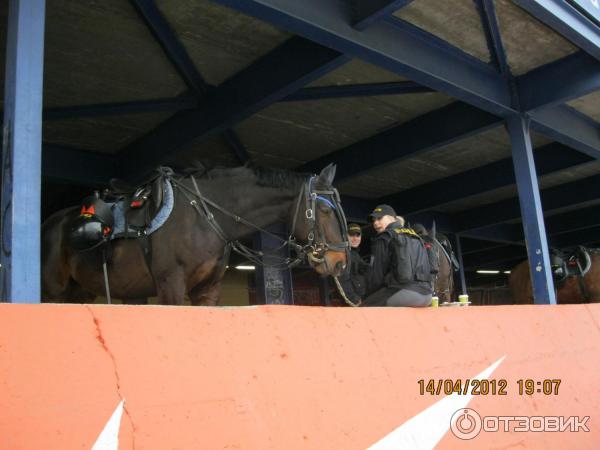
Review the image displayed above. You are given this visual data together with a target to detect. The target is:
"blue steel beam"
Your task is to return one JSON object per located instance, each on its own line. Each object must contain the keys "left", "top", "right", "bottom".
{"left": 459, "top": 238, "right": 508, "bottom": 256}
{"left": 456, "top": 173, "right": 600, "bottom": 232}
{"left": 298, "top": 102, "right": 502, "bottom": 180}
{"left": 42, "top": 94, "right": 198, "bottom": 120}
{"left": 129, "top": 0, "right": 251, "bottom": 166}
{"left": 545, "top": 204, "right": 600, "bottom": 235}
{"left": 210, "top": 0, "right": 600, "bottom": 162}
{"left": 507, "top": 115, "right": 555, "bottom": 304}
{"left": 283, "top": 81, "right": 433, "bottom": 101}
{"left": 222, "top": 129, "right": 250, "bottom": 164}
{"left": 530, "top": 105, "right": 600, "bottom": 159}
{"left": 1, "top": 0, "right": 46, "bottom": 303}
{"left": 518, "top": 51, "right": 600, "bottom": 111}
{"left": 467, "top": 257, "right": 525, "bottom": 272}
{"left": 453, "top": 235, "right": 467, "bottom": 295}
{"left": 340, "top": 194, "right": 457, "bottom": 232}
{"left": 462, "top": 203, "right": 600, "bottom": 248}
{"left": 513, "top": 0, "right": 600, "bottom": 62}
{"left": 462, "top": 245, "right": 527, "bottom": 270}
{"left": 474, "top": 224, "right": 600, "bottom": 267}
{"left": 39, "top": 53, "right": 600, "bottom": 119}
{"left": 474, "top": 0, "right": 511, "bottom": 77}
{"left": 460, "top": 224, "right": 525, "bottom": 245}
{"left": 211, "top": 0, "right": 514, "bottom": 116}
{"left": 551, "top": 225, "right": 600, "bottom": 248}
{"left": 379, "top": 142, "right": 593, "bottom": 214}
{"left": 130, "top": 0, "right": 209, "bottom": 96}
{"left": 403, "top": 210, "right": 456, "bottom": 233}
{"left": 352, "top": 0, "right": 416, "bottom": 30}
{"left": 119, "top": 37, "right": 348, "bottom": 181}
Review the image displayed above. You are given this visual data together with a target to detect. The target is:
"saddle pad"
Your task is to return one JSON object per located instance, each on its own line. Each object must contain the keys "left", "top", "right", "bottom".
{"left": 112, "top": 179, "right": 174, "bottom": 237}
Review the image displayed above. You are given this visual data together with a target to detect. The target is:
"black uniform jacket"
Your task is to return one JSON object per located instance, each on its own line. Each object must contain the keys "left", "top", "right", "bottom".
{"left": 367, "top": 221, "right": 431, "bottom": 295}
{"left": 339, "top": 248, "right": 369, "bottom": 302}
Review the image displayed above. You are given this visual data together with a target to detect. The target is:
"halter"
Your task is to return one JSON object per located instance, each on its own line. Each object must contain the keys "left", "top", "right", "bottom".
{"left": 172, "top": 173, "right": 349, "bottom": 271}
{"left": 289, "top": 175, "right": 350, "bottom": 269}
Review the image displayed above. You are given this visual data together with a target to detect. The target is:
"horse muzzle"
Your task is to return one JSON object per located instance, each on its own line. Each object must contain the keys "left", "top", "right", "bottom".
{"left": 308, "top": 249, "right": 346, "bottom": 276}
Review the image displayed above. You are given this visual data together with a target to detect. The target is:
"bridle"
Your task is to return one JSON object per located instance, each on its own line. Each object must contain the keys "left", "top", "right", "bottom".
{"left": 289, "top": 175, "right": 350, "bottom": 271}
{"left": 172, "top": 173, "right": 349, "bottom": 270}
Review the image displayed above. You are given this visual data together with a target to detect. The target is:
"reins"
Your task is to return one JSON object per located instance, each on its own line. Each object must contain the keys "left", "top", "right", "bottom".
{"left": 170, "top": 173, "right": 349, "bottom": 271}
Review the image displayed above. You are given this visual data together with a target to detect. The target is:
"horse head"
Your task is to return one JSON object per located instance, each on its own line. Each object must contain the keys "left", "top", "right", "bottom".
{"left": 290, "top": 164, "right": 348, "bottom": 277}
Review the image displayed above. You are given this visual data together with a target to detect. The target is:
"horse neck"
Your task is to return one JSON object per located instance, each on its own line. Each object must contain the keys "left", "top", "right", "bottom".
{"left": 196, "top": 176, "right": 303, "bottom": 241}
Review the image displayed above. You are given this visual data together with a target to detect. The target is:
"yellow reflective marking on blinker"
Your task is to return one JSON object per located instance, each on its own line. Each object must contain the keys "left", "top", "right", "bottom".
{"left": 374, "top": 208, "right": 382, "bottom": 212}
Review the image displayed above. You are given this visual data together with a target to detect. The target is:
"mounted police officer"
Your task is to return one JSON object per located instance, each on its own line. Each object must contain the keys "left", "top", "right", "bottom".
{"left": 362, "top": 205, "right": 434, "bottom": 307}
{"left": 338, "top": 223, "right": 369, "bottom": 305}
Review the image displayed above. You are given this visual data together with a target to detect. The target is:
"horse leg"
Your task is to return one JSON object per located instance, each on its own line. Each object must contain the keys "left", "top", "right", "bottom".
{"left": 154, "top": 267, "right": 186, "bottom": 305}
{"left": 189, "top": 282, "right": 222, "bottom": 306}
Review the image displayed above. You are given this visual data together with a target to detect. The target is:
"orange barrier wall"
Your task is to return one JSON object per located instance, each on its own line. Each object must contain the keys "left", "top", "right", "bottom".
{"left": 1, "top": 303, "right": 599, "bottom": 449}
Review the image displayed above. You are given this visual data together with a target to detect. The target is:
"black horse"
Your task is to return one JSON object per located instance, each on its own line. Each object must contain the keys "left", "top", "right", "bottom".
{"left": 42, "top": 164, "right": 348, "bottom": 305}
{"left": 413, "top": 224, "right": 459, "bottom": 303}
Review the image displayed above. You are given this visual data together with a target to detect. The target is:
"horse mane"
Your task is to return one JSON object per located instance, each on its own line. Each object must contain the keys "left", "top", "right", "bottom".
{"left": 188, "top": 164, "right": 308, "bottom": 190}
{"left": 250, "top": 165, "right": 308, "bottom": 189}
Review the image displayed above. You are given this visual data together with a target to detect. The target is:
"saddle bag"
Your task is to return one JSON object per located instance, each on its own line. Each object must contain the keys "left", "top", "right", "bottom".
{"left": 69, "top": 194, "right": 114, "bottom": 251}
{"left": 388, "top": 228, "right": 437, "bottom": 285}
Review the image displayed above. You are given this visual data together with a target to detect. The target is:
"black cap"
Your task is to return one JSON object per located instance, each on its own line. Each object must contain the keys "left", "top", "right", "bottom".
{"left": 348, "top": 223, "right": 362, "bottom": 235}
{"left": 369, "top": 204, "right": 397, "bottom": 220}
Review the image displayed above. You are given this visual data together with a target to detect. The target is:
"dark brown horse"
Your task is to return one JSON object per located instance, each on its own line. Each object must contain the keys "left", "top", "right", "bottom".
{"left": 509, "top": 249, "right": 600, "bottom": 304}
{"left": 413, "top": 224, "right": 457, "bottom": 303}
{"left": 42, "top": 164, "right": 348, "bottom": 305}
{"left": 432, "top": 233, "right": 457, "bottom": 303}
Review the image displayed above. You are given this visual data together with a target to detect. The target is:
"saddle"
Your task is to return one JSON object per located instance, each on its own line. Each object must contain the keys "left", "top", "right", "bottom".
{"left": 550, "top": 245, "right": 592, "bottom": 289}
{"left": 413, "top": 225, "right": 460, "bottom": 272}
{"left": 69, "top": 167, "right": 175, "bottom": 252}
{"left": 106, "top": 166, "right": 174, "bottom": 234}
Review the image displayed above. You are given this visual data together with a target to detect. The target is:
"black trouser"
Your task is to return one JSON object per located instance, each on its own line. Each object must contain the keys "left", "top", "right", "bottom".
{"left": 362, "top": 286, "right": 432, "bottom": 307}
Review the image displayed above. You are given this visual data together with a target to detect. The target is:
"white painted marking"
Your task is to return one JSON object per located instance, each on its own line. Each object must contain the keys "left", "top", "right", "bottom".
{"left": 92, "top": 399, "right": 125, "bottom": 450}
{"left": 367, "top": 356, "right": 505, "bottom": 450}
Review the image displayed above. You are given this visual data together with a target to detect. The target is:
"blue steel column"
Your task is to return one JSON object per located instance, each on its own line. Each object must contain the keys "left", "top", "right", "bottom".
{"left": 507, "top": 115, "right": 556, "bottom": 304}
{"left": 253, "top": 224, "right": 294, "bottom": 304}
{"left": 1, "top": 0, "right": 46, "bottom": 302}
{"left": 454, "top": 234, "right": 467, "bottom": 296}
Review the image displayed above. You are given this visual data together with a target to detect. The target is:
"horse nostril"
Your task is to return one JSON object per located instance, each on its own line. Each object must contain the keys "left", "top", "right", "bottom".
{"left": 335, "top": 261, "right": 344, "bottom": 273}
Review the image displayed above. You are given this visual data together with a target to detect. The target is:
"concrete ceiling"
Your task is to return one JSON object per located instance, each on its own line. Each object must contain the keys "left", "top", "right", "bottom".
{"left": 494, "top": 0, "right": 578, "bottom": 75}
{"left": 156, "top": 0, "right": 290, "bottom": 86}
{"left": 395, "top": 0, "right": 491, "bottom": 63}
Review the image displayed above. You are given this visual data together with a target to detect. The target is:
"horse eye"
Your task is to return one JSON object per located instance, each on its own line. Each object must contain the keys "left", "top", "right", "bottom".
{"left": 318, "top": 204, "right": 332, "bottom": 214}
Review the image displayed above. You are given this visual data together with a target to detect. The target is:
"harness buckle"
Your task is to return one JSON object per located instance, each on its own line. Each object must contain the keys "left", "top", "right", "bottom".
{"left": 306, "top": 209, "right": 314, "bottom": 220}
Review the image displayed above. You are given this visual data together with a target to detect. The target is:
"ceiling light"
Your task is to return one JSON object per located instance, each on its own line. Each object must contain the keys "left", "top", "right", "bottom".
{"left": 235, "top": 265, "right": 256, "bottom": 271}
{"left": 503, "top": 271, "right": 511, "bottom": 274}
{"left": 476, "top": 270, "right": 500, "bottom": 274}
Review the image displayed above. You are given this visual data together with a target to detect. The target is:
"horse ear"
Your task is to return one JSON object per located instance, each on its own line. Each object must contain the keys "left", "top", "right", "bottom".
{"left": 318, "top": 163, "right": 336, "bottom": 185}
